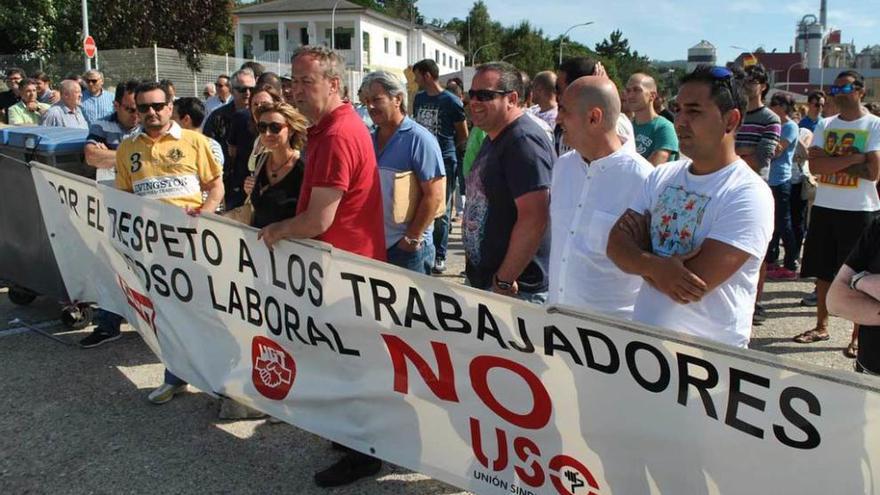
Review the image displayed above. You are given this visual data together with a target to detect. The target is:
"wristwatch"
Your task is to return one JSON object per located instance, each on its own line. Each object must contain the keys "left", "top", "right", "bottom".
{"left": 403, "top": 235, "right": 422, "bottom": 248}
{"left": 850, "top": 271, "right": 871, "bottom": 291}
{"left": 494, "top": 274, "right": 515, "bottom": 291}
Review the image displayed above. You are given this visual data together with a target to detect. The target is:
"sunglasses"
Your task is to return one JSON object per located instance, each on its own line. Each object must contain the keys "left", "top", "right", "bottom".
{"left": 829, "top": 83, "right": 859, "bottom": 96}
{"left": 233, "top": 85, "right": 255, "bottom": 93}
{"left": 257, "top": 122, "right": 286, "bottom": 134}
{"left": 136, "top": 102, "right": 168, "bottom": 113}
{"left": 468, "top": 89, "right": 512, "bottom": 102}
{"left": 86, "top": 79, "right": 101, "bottom": 84}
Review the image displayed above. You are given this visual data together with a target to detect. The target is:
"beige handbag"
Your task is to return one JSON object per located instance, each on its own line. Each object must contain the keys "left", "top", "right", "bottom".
{"left": 391, "top": 171, "right": 446, "bottom": 224}
{"left": 223, "top": 152, "right": 270, "bottom": 225}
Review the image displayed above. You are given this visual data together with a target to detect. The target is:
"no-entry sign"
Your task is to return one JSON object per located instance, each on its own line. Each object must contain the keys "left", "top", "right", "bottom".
{"left": 83, "top": 36, "right": 97, "bottom": 59}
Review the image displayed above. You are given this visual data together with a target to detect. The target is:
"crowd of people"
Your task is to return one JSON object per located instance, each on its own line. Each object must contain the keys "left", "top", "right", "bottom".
{"left": 2, "top": 45, "right": 879, "bottom": 487}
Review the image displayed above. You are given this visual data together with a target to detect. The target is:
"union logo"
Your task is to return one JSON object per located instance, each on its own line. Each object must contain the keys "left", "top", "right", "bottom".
{"left": 251, "top": 336, "right": 296, "bottom": 400}
{"left": 167, "top": 147, "right": 184, "bottom": 162}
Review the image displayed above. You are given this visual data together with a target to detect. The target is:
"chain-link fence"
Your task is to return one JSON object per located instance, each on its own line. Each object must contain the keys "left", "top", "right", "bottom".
{"left": 0, "top": 46, "right": 365, "bottom": 99}
{"left": 0, "top": 47, "right": 258, "bottom": 96}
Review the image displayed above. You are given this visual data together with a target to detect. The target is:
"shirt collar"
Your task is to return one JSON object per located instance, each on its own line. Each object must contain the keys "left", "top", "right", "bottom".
{"left": 137, "top": 120, "right": 182, "bottom": 140}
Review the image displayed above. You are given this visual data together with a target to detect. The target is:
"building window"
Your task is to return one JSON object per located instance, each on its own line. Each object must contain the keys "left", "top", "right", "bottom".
{"left": 363, "top": 32, "right": 370, "bottom": 64}
{"left": 396, "top": 40, "right": 402, "bottom": 56}
{"left": 300, "top": 27, "right": 309, "bottom": 45}
{"left": 260, "top": 30, "right": 279, "bottom": 52}
{"left": 422, "top": 43, "right": 426, "bottom": 57}
{"left": 442, "top": 53, "right": 447, "bottom": 66}
{"left": 324, "top": 28, "right": 353, "bottom": 49}
{"left": 435, "top": 49, "right": 439, "bottom": 62}
{"left": 384, "top": 37, "right": 389, "bottom": 53}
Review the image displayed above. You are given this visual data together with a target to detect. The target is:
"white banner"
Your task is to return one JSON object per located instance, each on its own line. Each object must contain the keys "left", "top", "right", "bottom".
{"left": 31, "top": 163, "right": 880, "bottom": 495}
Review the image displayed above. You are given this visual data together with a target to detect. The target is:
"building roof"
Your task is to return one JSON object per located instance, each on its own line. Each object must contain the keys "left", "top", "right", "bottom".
{"left": 235, "top": 0, "right": 366, "bottom": 15}
{"left": 690, "top": 40, "right": 715, "bottom": 50}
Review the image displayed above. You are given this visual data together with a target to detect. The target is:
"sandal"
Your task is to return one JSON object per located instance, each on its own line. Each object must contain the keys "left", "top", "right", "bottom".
{"left": 793, "top": 329, "right": 830, "bottom": 344}
{"left": 844, "top": 341, "right": 858, "bottom": 359}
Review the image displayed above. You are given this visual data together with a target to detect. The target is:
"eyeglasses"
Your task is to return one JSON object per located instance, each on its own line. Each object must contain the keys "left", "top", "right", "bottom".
{"left": 257, "top": 122, "right": 286, "bottom": 134}
{"left": 86, "top": 79, "right": 101, "bottom": 84}
{"left": 468, "top": 89, "right": 512, "bottom": 102}
{"left": 136, "top": 102, "right": 168, "bottom": 113}
{"left": 233, "top": 85, "right": 255, "bottom": 94}
{"left": 829, "top": 83, "right": 859, "bottom": 96}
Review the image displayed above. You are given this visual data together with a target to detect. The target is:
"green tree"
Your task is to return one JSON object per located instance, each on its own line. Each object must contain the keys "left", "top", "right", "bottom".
{"left": 0, "top": 0, "right": 80, "bottom": 57}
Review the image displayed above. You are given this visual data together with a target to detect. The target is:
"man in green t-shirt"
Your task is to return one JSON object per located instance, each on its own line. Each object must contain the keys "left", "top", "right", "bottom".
{"left": 626, "top": 73, "right": 679, "bottom": 165}
{"left": 7, "top": 79, "right": 49, "bottom": 126}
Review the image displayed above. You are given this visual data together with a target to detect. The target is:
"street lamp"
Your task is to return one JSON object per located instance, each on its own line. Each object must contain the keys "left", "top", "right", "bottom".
{"left": 330, "top": 0, "right": 342, "bottom": 50}
{"left": 501, "top": 52, "right": 520, "bottom": 61}
{"left": 559, "top": 22, "right": 594, "bottom": 66}
{"left": 785, "top": 61, "right": 804, "bottom": 91}
{"left": 472, "top": 42, "right": 496, "bottom": 65}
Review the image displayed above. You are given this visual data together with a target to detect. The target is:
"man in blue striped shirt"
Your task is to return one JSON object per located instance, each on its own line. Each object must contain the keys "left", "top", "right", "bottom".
{"left": 81, "top": 70, "right": 115, "bottom": 124}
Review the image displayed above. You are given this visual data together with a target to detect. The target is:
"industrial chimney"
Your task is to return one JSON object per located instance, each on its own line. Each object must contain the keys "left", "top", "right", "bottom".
{"left": 820, "top": 0, "right": 827, "bottom": 28}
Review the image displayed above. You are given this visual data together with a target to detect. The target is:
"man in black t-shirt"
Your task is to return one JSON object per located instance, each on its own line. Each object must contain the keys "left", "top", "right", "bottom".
{"left": 828, "top": 218, "right": 880, "bottom": 373}
{"left": 463, "top": 62, "right": 555, "bottom": 303}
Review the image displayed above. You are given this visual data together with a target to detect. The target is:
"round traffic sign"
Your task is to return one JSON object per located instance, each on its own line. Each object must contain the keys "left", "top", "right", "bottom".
{"left": 83, "top": 36, "right": 97, "bottom": 59}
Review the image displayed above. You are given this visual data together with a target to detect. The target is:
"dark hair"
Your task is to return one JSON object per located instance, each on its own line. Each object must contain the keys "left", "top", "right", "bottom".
{"left": 114, "top": 79, "right": 140, "bottom": 103}
{"left": 31, "top": 70, "right": 50, "bottom": 83}
{"left": 5, "top": 67, "right": 26, "bottom": 79}
{"left": 835, "top": 70, "right": 864, "bottom": 88}
{"left": 841, "top": 132, "right": 856, "bottom": 142}
{"left": 679, "top": 65, "right": 747, "bottom": 117}
{"left": 173, "top": 97, "right": 207, "bottom": 127}
{"left": 476, "top": 62, "right": 523, "bottom": 96}
{"left": 769, "top": 92, "right": 795, "bottom": 115}
{"left": 240, "top": 61, "right": 265, "bottom": 78}
{"left": 159, "top": 79, "right": 175, "bottom": 91}
{"left": 745, "top": 64, "right": 770, "bottom": 98}
{"left": 257, "top": 72, "right": 282, "bottom": 93}
{"left": 64, "top": 72, "right": 81, "bottom": 82}
{"left": 413, "top": 59, "right": 440, "bottom": 80}
{"left": 217, "top": 74, "right": 229, "bottom": 82}
{"left": 558, "top": 57, "right": 597, "bottom": 82}
{"left": 134, "top": 80, "right": 173, "bottom": 103}
{"left": 20, "top": 78, "right": 38, "bottom": 89}
{"left": 807, "top": 90, "right": 826, "bottom": 103}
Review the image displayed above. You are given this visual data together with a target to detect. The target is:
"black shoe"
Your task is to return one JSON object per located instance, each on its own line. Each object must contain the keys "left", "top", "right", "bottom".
{"left": 314, "top": 452, "right": 382, "bottom": 488}
{"left": 752, "top": 305, "right": 767, "bottom": 326}
{"left": 79, "top": 330, "right": 121, "bottom": 348}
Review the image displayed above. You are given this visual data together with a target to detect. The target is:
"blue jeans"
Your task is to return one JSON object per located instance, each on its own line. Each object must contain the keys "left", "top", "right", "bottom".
{"left": 94, "top": 308, "right": 124, "bottom": 336}
{"left": 387, "top": 239, "right": 435, "bottom": 275}
{"left": 432, "top": 156, "right": 458, "bottom": 260}
{"left": 164, "top": 369, "right": 187, "bottom": 387}
{"left": 516, "top": 290, "right": 548, "bottom": 305}
{"left": 767, "top": 181, "right": 798, "bottom": 270}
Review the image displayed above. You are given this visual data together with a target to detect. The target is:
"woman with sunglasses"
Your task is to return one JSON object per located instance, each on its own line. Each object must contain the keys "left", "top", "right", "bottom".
{"left": 227, "top": 87, "right": 283, "bottom": 203}
{"left": 243, "top": 102, "right": 308, "bottom": 229}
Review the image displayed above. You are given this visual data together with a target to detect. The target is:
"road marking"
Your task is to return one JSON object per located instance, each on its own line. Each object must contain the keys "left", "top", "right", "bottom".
{"left": 0, "top": 319, "right": 63, "bottom": 337}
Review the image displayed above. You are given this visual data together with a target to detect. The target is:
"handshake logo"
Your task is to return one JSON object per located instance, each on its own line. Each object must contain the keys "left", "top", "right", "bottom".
{"left": 251, "top": 336, "right": 296, "bottom": 400}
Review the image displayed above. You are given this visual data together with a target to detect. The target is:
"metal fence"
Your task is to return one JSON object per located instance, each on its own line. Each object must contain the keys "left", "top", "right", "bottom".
{"left": 0, "top": 46, "right": 364, "bottom": 97}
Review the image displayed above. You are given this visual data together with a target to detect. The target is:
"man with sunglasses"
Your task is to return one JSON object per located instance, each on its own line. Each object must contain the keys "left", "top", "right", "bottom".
{"left": 0, "top": 68, "right": 25, "bottom": 123}
{"left": 112, "top": 81, "right": 223, "bottom": 404}
{"left": 462, "top": 62, "right": 555, "bottom": 303}
{"left": 607, "top": 65, "right": 774, "bottom": 348}
{"left": 204, "top": 75, "right": 232, "bottom": 116}
{"left": 412, "top": 59, "right": 468, "bottom": 275}
{"left": 795, "top": 70, "right": 880, "bottom": 358}
{"left": 83, "top": 80, "right": 141, "bottom": 187}
{"left": 203, "top": 67, "right": 256, "bottom": 209}
{"left": 735, "top": 64, "right": 781, "bottom": 176}
{"left": 80, "top": 70, "right": 115, "bottom": 125}
{"left": 799, "top": 90, "right": 826, "bottom": 132}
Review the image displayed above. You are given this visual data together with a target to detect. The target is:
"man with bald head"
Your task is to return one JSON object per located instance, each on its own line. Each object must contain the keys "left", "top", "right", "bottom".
{"left": 41, "top": 79, "right": 88, "bottom": 129}
{"left": 626, "top": 72, "right": 679, "bottom": 165}
{"left": 549, "top": 76, "right": 653, "bottom": 318}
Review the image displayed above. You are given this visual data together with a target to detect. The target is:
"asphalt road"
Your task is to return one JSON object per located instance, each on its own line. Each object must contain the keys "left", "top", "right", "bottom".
{"left": 0, "top": 222, "right": 862, "bottom": 494}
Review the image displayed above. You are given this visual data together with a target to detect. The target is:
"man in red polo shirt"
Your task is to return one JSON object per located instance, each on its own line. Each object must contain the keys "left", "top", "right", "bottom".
{"left": 257, "top": 45, "right": 385, "bottom": 486}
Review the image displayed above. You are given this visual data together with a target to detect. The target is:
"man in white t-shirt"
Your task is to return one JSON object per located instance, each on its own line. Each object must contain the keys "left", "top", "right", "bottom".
{"left": 607, "top": 65, "right": 774, "bottom": 348}
{"left": 794, "top": 70, "right": 880, "bottom": 356}
{"left": 549, "top": 75, "right": 653, "bottom": 319}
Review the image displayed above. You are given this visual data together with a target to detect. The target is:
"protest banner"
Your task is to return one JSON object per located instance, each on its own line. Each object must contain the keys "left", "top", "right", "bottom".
{"left": 31, "top": 162, "right": 880, "bottom": 494}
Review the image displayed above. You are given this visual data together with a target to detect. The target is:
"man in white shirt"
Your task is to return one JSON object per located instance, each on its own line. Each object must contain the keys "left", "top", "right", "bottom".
{"left": 203, "top": 75, "right": 232, "bottom": 116}
{"left": 607, "top": 65, "right": 774, "bottom": 348}
{"left": 549, "top": 75, "right": 653, "bottom": 319}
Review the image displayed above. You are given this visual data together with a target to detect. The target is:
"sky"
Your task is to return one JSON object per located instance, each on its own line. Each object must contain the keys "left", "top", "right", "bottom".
{"left": 416, "top": 0, "right": 878, "bottom": 65}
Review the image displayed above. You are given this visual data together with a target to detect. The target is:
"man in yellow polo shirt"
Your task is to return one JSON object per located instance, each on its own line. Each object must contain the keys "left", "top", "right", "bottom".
{"left": 117, "top": 80, "right": 223, "bottom": 404}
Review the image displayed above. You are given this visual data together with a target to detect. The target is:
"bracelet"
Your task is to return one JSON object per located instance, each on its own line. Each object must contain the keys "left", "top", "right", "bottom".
{"left": 493, "top": 274, "right": 515, "bottom": 291}
{"left": 403, "top": 235, "right": 422, "bottom": 248}
{"left": 850, "top": 271, "right": 870, "bottom": 291}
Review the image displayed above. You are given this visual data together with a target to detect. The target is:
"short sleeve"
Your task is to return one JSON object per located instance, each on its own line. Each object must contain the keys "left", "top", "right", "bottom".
{"left": 845, "top": 218, "right": 880, "bottom": 272}
{"left": 412, "top": 133, "right": 445, "bottom": 182}
{"left": 503, "top": 131, "right": 552, "bottom": 198}
{"left": 629, "top": 167, "right": 656, "bottom": 214}
{"left": 706, "top": 181, "right": 774, "bottom": 259}
{"left": 656, "top": 120, "right": 679, "bottom": 152}
{"left": 866, "top": 118, "right": 880, "bottom": 153}
{"left": 114, "top": 142, "right": 133, "bottom": 192}
{"left": 449, "top": 94, "right": 466, "bottom": 124}
{"left": 196, "top": 136, "right": 223, "bottom": 184}
{"left": 782, "top": 121, "right": 799, "bottom": 145}
{"left": 810, "top": 118, "right": 828, "bottom": 150}
{"left": 307, "top": 131, "right": 353, "bottom": 191}
{"left": 86, "top": 123, "right": 107, "bottom": 146}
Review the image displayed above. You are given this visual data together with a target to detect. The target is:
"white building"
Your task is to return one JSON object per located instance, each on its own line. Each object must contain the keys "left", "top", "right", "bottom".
{"left": 233, "top": 0, "right": 465, "bottom": 90}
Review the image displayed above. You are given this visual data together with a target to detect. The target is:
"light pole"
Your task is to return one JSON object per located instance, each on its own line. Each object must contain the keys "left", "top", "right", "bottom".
{"left": 785, "top": 61, "right": 804, "bottom": 91}
{"left": 559, "top": 22, "right": 594, "bottom": 66}
{"left": 82, "top": 0, "right": 91, "bottom": 71}
{"left": 472, "top": 42, "right": 496, "bottom": 65}
{"left": 330, "top": 0, "right": 342, "bottom": 50}
{"left": 501, "top": 52, "right": 519, "bottom": 61}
